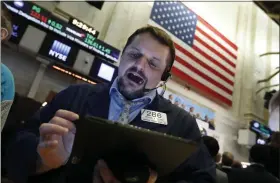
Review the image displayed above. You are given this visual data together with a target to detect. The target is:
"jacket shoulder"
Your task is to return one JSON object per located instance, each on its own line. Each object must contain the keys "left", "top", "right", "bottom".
{"left": 158, "top": 95, "right": 201, "bottom": 140}
{"left": 65, "top": 83, "right": 109, "bottom": 97}
{"left": 69, "top": 83, "right": 108, "bottom": 92}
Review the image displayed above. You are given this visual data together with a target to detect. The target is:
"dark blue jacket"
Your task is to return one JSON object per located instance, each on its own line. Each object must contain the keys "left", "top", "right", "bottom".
{"left": 5, "top": 83, "right": 215, "bottom": 183}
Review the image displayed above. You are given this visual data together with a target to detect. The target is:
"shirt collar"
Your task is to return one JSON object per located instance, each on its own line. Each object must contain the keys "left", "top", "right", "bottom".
{"left": 109, "top": 77, "right": 156, "bottom": 105}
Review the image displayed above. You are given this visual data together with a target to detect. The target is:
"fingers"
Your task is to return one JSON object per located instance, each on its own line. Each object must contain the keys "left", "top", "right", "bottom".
{"left": 39, "top": 110, "right": 79, "bottom": 137}
{"left": 98, "top": 160, "right": 120, "bottom": 183}
{"left": 55, "top": 110, "right": 79, "bottom": 122}
{"left": 50, "top": 116, "right": 76, "bottom": 132}
{"left": 39, "top": 123, "right": 68, "bottom": 137}
{"left": 93, "top": 161, "right": 103, "bottom": 183}
{"left": 147, "top": 169, "right": 158, "bottom": 183}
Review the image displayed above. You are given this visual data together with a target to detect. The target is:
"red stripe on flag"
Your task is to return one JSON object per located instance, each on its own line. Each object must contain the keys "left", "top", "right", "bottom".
{"left": 194, "top": 35, "right": 236, "bottom": 68}
{"left": 174, "top": 43, "right": 234, "bottom": 86}
{"left": 196, "top": 26, "right": 237, "bottom": 60}
{"left": 192, "top": 45, "right": 235, "bottom": 77}
{"left": 197, "top": 16, "right": 238, "bottom": 51}
{"left": 171, "top": 67, "right": 232, "bottom": 106}
{"left": 176, "top": 56, "right": 233, "bottom": 95}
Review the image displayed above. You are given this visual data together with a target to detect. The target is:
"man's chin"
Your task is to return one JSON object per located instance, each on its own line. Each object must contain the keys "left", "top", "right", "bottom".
{"left": 120, "top": 87, "right": 145, "bottom": 100}
{"left": 118, "top": 78, "right": 145, "bottom": 100}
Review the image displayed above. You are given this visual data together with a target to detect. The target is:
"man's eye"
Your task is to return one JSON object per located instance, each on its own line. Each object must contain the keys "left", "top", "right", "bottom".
{"left": 128, "top": 53, "right": 141, "bottom": 59}
{"left": 148, "top": 60, "right": 158, "bottom": 68}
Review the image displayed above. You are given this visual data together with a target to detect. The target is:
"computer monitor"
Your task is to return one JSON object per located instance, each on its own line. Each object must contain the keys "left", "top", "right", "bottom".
{"left": 89, "top": 56, "right": 118, "bottom": 83}
{"left": 38, "top": 32, "right": 79, "bottom": 67}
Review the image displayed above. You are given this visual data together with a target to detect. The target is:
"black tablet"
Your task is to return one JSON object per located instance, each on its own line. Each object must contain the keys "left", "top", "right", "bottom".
{"left": 68, "top": 116, "right": 198, "bottom": 177}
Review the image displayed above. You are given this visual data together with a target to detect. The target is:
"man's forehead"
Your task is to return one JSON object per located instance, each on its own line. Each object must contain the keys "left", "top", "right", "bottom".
{"left": 127, "top": 33, "right": 170, "bottom": 64}
{"left": 128, "top": 33, "right": 169, "bottom": 52}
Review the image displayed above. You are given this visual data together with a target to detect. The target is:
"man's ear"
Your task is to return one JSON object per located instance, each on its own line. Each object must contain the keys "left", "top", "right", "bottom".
{"left": 1, "top": 28, "right": 9, "bottom": 41}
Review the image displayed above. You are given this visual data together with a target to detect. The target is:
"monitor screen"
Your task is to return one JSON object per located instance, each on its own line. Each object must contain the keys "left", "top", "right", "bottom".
{"left": 89, "top": 56, "right": 118, "bottom": 83}
{"left": 256, "top": 138, "right": 266, "bottom": 145}
{"left": 97, "top": 63, "right": 115, "bottom": 82}
{"left": 250, "top": 120, "right": 272, "bottom": 138}
{"left": 8, "top": 12, "right": 29, "bottom": 44}
{"left": 38, "top": 33, "right": 78, "bottom": 66}
{"left": 5, "top": 1, "right": 120, "bottom": 63}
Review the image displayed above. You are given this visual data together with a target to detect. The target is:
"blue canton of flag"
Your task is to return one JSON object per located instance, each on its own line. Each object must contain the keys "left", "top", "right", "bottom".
{"left": 150, "top": 1, "right": 198, "bottom": 47}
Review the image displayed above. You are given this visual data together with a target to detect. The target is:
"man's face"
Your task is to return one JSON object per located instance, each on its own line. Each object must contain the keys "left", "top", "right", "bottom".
{"left": 190, "top": 107, "right": 194, "bottom": 112}
{"left": 118, "top": 33, "right": 170, "bottom": 100}
{"left": 169, "top": 95, "right": 173, "bottom": 100}
{"left": 1, "top": 27, "right": 8, "bottom": 41}
{"left": 1, "top": 11, "right": 10, "bottom": 41}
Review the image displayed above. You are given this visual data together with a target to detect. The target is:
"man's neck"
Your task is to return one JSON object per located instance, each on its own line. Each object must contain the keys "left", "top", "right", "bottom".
{"left": 113, "top": 77, "right": 156, "bottom": 102}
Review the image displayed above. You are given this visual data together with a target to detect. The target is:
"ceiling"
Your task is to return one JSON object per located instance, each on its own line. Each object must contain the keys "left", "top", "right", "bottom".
{"left": 254, "top": 1, "right": 280, "bottom": 26}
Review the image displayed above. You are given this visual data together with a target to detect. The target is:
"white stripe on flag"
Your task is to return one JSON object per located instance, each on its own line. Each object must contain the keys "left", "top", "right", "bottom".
{"left": 197, "top": 21, "right": 237, "bottom": 55}
{"left": 174, "top": 61, "right": 233, "bottom": 100}
{"left": 195, "top": 31, "right": 236, "bottom": 63}
{"left": 193, "top": 40, "right": 236, "bottom": 73}
{"left": 176, "top": 49, "right": 234, "bottom": 90}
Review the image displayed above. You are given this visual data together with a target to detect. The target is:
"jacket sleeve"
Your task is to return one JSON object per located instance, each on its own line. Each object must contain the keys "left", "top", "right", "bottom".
{"left": 4, "top": 85, "right": 79, "bottom": 183}
{"left": 167, "top": 115, "right": 216, "bottom": 183}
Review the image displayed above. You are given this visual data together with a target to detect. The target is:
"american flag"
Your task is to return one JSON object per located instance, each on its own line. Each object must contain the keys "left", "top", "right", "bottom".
{"left": 149, "top": 1, "right": 237, "bottom": 106}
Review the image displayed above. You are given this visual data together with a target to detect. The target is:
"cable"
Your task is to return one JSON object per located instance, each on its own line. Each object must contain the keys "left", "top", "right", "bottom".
{"left": 141, "top": 81, "right": 168, "bottom": 116}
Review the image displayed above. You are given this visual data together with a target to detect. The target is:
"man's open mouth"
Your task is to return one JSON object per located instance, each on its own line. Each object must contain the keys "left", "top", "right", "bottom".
{"left": 127, "top": 72, "right": 145, "bottom": 85}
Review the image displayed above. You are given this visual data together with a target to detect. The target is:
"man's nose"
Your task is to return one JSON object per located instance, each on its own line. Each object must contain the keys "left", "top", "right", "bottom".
{"left": 135, "top": 56, "right": 147, "bottom": 71}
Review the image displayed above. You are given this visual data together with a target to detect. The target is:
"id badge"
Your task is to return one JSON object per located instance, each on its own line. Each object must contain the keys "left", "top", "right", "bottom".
{"left": 141, "top": 109, "right": 168, "bottom": 125}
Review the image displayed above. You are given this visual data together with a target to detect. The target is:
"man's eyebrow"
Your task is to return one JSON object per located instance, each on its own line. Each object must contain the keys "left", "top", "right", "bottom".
{"left": 130, "top": 47, "right": 161, "bottom": 61}
{"left": 130, "top": 47, "right": 140, "bottom": 51}
{"left": 152, "top": 57, "right": 161, "bottom": 61}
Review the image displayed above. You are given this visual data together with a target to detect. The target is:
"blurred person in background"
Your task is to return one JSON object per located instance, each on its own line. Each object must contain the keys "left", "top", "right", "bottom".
{"left": 231, "top": 161, "right": 242, "bottom": 169}
{"left": 215, "top": 153, "right": 222, "bottom": 164}
{"left": 266, "top": 90, "right": 280, "bottom": 178}
{"left": 180, "top": 103, "right": 186, "bottom": 110}
{"left": 1, "top": 2, "right": 15, "bottom": 130}
{"left": 268, "top": 90, "right": 279, "bottom": 132}
{"left": 2, "top": 93, "right": 42, "bottom": 180}
{"left": 209, "top": 120, "right": 215, "bottom": 130}
{"left": 266, "top": 131, "right": 280, "bottom": 178}
{"left": 228, "top": 144, "right": 280, "bottom": 183}
{"left": 196, "top": 113, "right": 202, "bottom": 120}
{"left": 204, "top": 115, "right": 209, "bottom": 123}
{"left": 202, "top": 136, "right": 228, "bottom": 183}
{"left": 270, "top": 132, "right": 280, "bottom": 148}
{"left": 168, "top": 94, "right": 173, "bottom": 103}
{"left": 220, "top": 152, "right": 234, "bottom": 174}
{"left": 189, "top": 107, "right": 195, "bottom": 117}
{"left": 174, "top": 98, "right": 180, "bottom": 106}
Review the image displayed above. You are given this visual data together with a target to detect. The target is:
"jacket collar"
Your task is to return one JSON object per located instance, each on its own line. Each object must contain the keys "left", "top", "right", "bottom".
{"left": 84, "top": 83, "right": 173, "bottom": 122}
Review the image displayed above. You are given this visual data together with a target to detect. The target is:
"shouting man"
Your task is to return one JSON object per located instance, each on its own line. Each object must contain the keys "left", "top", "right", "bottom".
{"left": 5, "top": 26, "right": 215, "bottom": 183}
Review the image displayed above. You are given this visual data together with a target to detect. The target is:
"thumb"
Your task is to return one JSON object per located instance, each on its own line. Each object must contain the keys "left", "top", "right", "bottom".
{"left": 147, "top": 169, "right": 157, "bottom": 183}
{"left": 38, "top": 140, "right": 59, "bottom": 151}
{"left": 98, "top": 160, "right": 119, "bottom": 183}
{"left": 93, "top": 162, "right": 103, "bottom": 183}
{"left": 37, "top": 140, "right": 59, "bottom": 165}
